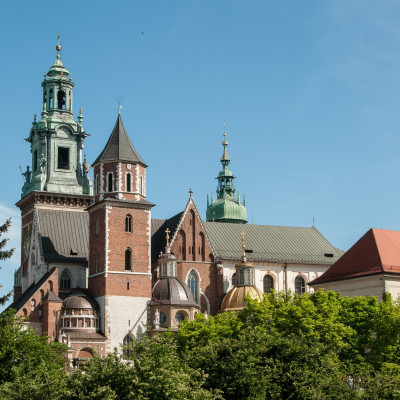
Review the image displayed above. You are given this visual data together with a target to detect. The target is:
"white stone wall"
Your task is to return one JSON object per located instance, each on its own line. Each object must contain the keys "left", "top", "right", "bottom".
{"left": 222, "top": 262, "right": 329, "bottom": 294}
{"left": 97, "top": 295, "right": 149, "bottom": 353}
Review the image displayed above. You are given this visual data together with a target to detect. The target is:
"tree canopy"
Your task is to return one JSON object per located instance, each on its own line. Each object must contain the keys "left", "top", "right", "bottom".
{"left": 2, "top": 290, "right": 400, "bottom": 399}
{"left": 0, "top": 218, "right": 14, "bottom": 306}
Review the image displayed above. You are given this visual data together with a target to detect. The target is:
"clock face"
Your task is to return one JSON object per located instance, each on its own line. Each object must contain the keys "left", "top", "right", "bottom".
{"left": 23, "top": 232, "right": 31, "bottom": 261}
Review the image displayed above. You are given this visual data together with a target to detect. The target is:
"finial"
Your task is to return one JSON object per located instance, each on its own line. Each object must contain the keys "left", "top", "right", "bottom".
{"left": 56, "top": 34, "right": 61, "bottom": 59}
{"left": 78, "top": 108, "right": 83, "bottom": 124}
{"left": 43, "top": 71, "right": 46, "bottom": 78}
{"left": 189, "top": 188, "right": 193, "bottom": 198}
{"left": 33, "top": 114, "right": 37, "bottom": 122}
{"left": 165, "top": 228, "right": 170, "bottom": 247}
{"left": 241, "top": 232, "right": 246, "bottom": 257}
{"left": 118, "top": 103, "right": 123, "bottom": 114}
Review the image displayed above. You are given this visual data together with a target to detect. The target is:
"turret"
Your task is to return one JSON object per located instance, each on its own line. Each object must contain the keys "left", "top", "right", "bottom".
{"left": 206, "top": 128, "right": 247, "bottom": 223}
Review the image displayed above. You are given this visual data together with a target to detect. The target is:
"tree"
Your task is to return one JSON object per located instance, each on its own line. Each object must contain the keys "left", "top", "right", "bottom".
{"left": 0, "top": 218, "right": 15, "bottom": 306}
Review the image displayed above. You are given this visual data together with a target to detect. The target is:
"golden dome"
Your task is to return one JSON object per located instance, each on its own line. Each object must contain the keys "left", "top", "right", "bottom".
{"left": 220, "top": 285, "right": 263, "bottom": 312}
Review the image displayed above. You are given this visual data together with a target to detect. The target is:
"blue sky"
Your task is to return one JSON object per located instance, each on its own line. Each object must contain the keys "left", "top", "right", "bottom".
{"left": 1, "top": 1, "right": 400, "bottom": 307}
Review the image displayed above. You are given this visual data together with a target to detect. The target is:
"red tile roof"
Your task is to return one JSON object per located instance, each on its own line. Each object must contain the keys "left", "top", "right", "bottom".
{"left": 309, "top": 228, "right": 400, "bottom": 285}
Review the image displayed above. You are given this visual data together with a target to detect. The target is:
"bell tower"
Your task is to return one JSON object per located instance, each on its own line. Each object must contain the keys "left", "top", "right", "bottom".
{"left": 88, "top": 111, "right": 153, "bottom": 352}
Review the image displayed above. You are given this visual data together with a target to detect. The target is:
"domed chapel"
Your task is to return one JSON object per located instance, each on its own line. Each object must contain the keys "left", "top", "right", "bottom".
{"left": 6, "top": 41, "right": 343, "bottom": 365}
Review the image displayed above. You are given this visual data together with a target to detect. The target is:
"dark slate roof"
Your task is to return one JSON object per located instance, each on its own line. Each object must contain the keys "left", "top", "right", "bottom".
{"left": 68, "top": 331, "right": 107, "bottom": 340}
{"left": 4, "top": 268, "right": 57, "bottom": 313}
{"left": 38, "top": 209, "right": 89, "bottom": 263}
{"left": 93, "top": 114, "right": 147, "bottom": 166}
{"left": 43, "top": 290, "right": 62, "bottom": 302}
{"left": 151, "top": 212, "right": 183, "bottom": 263}
{"left": 203, "top": 222, "right": 343, "bottom": 265}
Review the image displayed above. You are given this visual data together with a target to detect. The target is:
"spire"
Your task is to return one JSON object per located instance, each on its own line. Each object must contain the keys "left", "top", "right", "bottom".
{"left": 93, "top": 113, "right": 147, "bottom": 166}
{"left": 206, "top": 124, "right": 247, "bottom": 223}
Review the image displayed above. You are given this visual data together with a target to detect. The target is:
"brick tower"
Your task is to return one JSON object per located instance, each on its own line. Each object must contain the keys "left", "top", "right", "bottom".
{"left": 88, "top": 111, "right": 153, "bottom": 352}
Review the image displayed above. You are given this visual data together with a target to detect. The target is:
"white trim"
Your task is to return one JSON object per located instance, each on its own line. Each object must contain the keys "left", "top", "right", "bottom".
{"left": 89, "top": 271, "right": 152, "bottom": 278}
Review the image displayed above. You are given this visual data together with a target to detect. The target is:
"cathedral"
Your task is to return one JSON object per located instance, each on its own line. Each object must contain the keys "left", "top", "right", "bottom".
{"left": 6, "top": 42, "right": 343, "bottom": 364}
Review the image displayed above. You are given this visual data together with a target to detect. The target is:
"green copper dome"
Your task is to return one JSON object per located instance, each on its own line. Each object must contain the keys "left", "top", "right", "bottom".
{"left": 206, "top": 131, "right": 247, "bottom": 224}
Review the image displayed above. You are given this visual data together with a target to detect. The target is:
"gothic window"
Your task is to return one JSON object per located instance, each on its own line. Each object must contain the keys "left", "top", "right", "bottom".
{"left": 199, "top": 232, "right": 205, "bottom": 261}
{"left": 57, "top": 90, "right": 66, "bottom": 109}
{"left": 187, "top": 269, "right": 199, "bottom": 303}
{"left": 125, "top": 215, "right": 132, "bottom": 233}
{"left": 178, "top": 230, "right": 186, "bottom": 261}
{"left": 31, "top": 299, "right": 36, "bottom": 311}
{"left": 295, "top": 276, "right": 306, "bottom": 296}
{"left": 232, "top": 273, "right": 237, "bottom": 287}
{"left": 107, "top": 173, "right": 113, "bottom": 192}
{"left": 60, "top": 269, "right": 71, "bottom": 289}
{"left": 123, "top": 334, "right": 134, "bottom": 359}
{"left": 126, "top": 173, "right": 132, "bottom": 192}
{"left": 57, "top": 147, "right": 69, "bottom": 170}
{"left": 263, "top": 275, "right": 274, "bottom": 293}
{"left": 125, "top": 248, "right": 132, "bottom": 271}
{"left": 48, "top": 280, "right": 53, "bottom": 292}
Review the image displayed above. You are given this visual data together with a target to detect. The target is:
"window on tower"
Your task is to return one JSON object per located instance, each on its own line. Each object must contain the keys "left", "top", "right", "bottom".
{"left": 125, "top": 215, "right": 132, "bottom": 233}
{"left": 125, "top": 248, "right": 132, "bottom": 271}
{"left": 187, "top": 269, "right": 199, "bottom": 303}
{"left": 33, "top": 150, "right": 38, "bottom": 172}
{"left": 57, "top": 90, "right": 66, "bottom": 110}
{"left": 126, "top": 173, "right": 132, "bottom": 192}
{"left": 57, "top": 147, "right": 69, "bottom": 170}
{"left": 107, "top": 173, "right": 113, "bottom": 192}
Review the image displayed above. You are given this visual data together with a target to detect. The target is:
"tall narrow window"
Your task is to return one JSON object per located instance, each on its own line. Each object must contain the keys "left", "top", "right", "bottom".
{"left": 125, "top": 215, "right": 132, "bottom": 232}
{"left": 60, "top": 269, "right": 71, "bottom": 289}
{"left": 126, "top": 173, "right": 132, "bottom": 192}
{"left": 57, "top": 90, "right": 66, "bottom": 109}
{"left": 295, "top": 276, "right": 306, "bottom": 296}
{"left": 187, "top": 270, "right": 199, "bottom": 303}
{"left": 232, "top": 273, "right": 237, "bottom": 287}
{"left": 33, "top": 150, "right": 38, "bottom": 172}
{"left": 263, "top": 275, "right": 274, "bottom": 293}
{"left": 57, "top": 147, "right": 69, "bottom": 170}
{"left": 139, "top": 176, "right": 143, "bottom": 194}
{"left": 125, "top": 248, "right": 132, "bottom": 271}
{"left": 96, "top": 218, "right": 99, "bottom": 236}
{"left": 123, "top": 335, "right": 134, "bottom": 359}
{"left": 107, "top": 173, "right": 113, "bottom": 192}
{"left": 95, "top": 175, "right": 100, "bottom": 195}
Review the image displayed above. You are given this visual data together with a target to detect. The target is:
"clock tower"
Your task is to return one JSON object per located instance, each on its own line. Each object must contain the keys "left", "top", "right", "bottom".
{"left": 15, "top": 40, "right": 93, "bottom": 297}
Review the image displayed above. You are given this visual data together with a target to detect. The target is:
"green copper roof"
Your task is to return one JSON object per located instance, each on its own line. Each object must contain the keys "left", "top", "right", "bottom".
{"left": 206, "top": 131, "right": 247, "bottom": 223}
{"left": 203, "top": 222, "right": 344, "bottom": 264}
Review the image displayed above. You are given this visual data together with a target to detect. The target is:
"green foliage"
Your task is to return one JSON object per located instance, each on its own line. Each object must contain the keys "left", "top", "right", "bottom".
{"left": 0, "top": 218, "right": 15, "bottom": 306}
{"left": 0, "top": 310, "right": 67, "bottom": 384}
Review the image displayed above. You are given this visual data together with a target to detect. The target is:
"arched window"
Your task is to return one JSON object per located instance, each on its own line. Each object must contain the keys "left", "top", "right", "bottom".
{"left": 239, "top": 269, "right": 244, "bottom": 285}
{"left": 126, "top": 173, "right": 132, "bottom": 192}
{"left": 57, "top": 90, "right": 66, "bottom": 109}
{"left": 125, "top": 248, "right": 132, "bottom": 271}
{"left": 48, "top": 280, "right": 53, "bottom": 292}
{"left": 123, "top": 335, "right": 134, "bottom": 359}
{"left": 178, "top": 230, "right": 186, "bottom": 261}
{"left": 125, "top": 215, "right": 132, "bottom": 233}
{"left": 107, "top": 173, "right": 113, "bottom": 192}
{"left": 187, "top": 270, "right": 199, "bottom": 303}
{"left": 295, "top": 276, "right": 306, "bottom": 296}
{"left": 232, "top": 273, "right": 237, "bottom": 287}
{"left": 263, "top": 275, "right": 274, "bottom": 293}
{"left": 31, "top": 299, "right": 36, "bottom": 312}
{"left": 60, "top": 269, "right": 71, "bottom": 289}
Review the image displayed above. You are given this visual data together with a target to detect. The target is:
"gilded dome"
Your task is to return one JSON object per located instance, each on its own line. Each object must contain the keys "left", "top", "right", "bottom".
{"left": 220, "top": 285, "right": 263, "bottom": 312}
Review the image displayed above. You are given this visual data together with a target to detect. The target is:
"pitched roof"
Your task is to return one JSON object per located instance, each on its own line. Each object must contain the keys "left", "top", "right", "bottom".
{"left": 38, "top": 209, "right": 89, "bottom": 263}
{"left": 151, "top": 212, "right": 183, "bottom": 263}
{"left": 93, "top": 114, "right": 147, "bottom": 166}
{"left": 310, "top": 228, "right": 400, "bottom": 285}
{"left": 203, "top": 222, "right": 343, "bottom": 264}
{"left": 4, "top": 267, "right": 57, "bottom": 313}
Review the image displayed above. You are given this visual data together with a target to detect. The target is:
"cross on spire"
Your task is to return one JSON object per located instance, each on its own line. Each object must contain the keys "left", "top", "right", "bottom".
{"left": 165, "top": 228, "right": 170, "bottom": 247}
